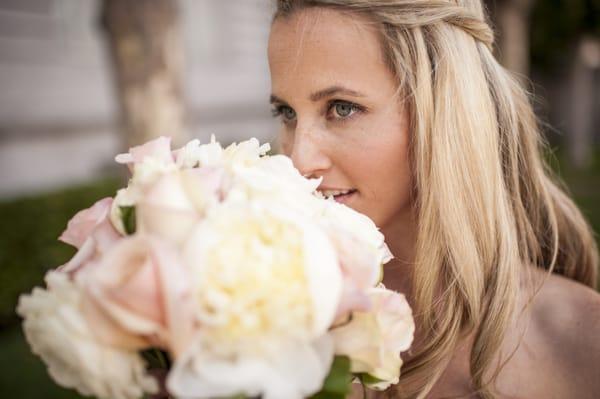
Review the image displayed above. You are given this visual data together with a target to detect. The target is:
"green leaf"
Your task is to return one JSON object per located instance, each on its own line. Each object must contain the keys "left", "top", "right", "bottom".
{"left": 309, "top": 355, "right": 352, "bottom": 399}
{"left": 357, "top": 373, "right": 386, "bottom": 387}
{"left": 310, "top": 391, "right": 347, "bottom": 399}
{"left": 120, "top": 205, "right": 136, "bottom": 235}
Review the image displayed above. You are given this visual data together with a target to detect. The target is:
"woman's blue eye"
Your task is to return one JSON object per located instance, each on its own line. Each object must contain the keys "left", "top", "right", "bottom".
{"left": 283, "top": 107, "right": 296, "bottom": 120}
{"left": 329, "top": 101, "right": 362, "bottom": 120}
{"left": 334, "top": 102, "right": 354, "bottom": 117}
{"left": 271, "top": 105, "right": 296, "bottom": 122}
{"left": 271, "top": 101, "right": 363, "bottom": 124}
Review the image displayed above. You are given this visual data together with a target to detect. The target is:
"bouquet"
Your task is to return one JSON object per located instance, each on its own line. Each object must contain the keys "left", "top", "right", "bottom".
{"left": 17, "top": 136, "right": 414, "bottom": 399}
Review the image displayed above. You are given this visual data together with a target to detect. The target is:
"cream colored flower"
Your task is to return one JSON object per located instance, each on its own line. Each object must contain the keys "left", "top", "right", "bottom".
{"left": 222, "top": 154, "right": 323, "bottom": 225}
{"left": 173, "top": 135, "right": 225, "bottom": 169}
{"left": 223, "top": 137, "right": 271, "bottom": 168}
{"left": 330, "top": 286, "right": 414, "bottom": 390}
{"left": 131, "top": 156, "right": 179, "bottom": 189}
{"left": 115, "top": 136, "right": 178, "bottom": 190}
{"left": 168, "top": 203, "right": 343, "bottom": 399}
{"left": 16, "top": 271, "right": 158, "bottom": 399}
{"left": 318, "top": 201, "right": 393, "bottom": 318}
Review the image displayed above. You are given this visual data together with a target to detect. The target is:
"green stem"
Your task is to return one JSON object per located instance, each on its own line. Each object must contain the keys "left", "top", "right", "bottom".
{"left": 154, "top": 349, "right": 169, "bottom": 369}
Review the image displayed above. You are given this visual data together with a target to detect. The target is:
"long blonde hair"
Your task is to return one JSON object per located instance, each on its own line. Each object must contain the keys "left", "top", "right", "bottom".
{"left": 272, "top": 1, "right": 599, "bottom": 398}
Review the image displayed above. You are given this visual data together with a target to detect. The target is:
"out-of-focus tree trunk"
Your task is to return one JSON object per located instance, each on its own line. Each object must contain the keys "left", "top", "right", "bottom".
{"left": 101, "top": 0, "right": 187, "bottom": 149}
{"left": 569, "top": 36, "right": 600, "bottom": 169}
{"left": 492, "top": 0, "right": 535, "bottom": 81}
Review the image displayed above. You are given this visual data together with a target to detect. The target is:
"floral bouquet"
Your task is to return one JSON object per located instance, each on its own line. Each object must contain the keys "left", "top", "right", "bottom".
{"left": 17, "top": 136, "right": 414, "bottom": 399}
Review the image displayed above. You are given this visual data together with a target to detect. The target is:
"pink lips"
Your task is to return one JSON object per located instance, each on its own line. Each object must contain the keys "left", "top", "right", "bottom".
{"left": 333, "top": 190, "right": 357, "bottom": 204}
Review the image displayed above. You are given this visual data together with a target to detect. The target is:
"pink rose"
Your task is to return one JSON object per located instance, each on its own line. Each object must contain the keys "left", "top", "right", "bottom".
{"left": 59, "top": 197, "right": 115, "bottom": 249}
{"left": 76, "top": 235, "right": 195, "bottom": 357}
{"left": 137, "top": 167, "right": 226, "bottom": 246}
{"left": 58, "top": 198, "right": 120, "bottom": 274}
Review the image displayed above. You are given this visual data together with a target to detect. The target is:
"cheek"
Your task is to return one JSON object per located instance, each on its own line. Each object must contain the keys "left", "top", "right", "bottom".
{"left": 352, "top": 125, "right": 412, "bottom": 227}
{"left": 276, "top": 129, "right": 293, "bottom": 156}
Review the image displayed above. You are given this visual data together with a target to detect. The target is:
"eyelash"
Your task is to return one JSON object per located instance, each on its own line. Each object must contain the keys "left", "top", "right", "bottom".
{"left": 270, "top": 100, "right": 364, "bottom": 124}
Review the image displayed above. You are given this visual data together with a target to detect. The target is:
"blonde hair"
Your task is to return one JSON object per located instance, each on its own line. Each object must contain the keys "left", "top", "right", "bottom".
{"left": 272, "top": 1, "right": 599, "bottom": 398}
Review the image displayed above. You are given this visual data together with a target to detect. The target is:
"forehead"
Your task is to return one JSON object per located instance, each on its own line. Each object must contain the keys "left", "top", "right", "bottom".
{"left": 268, "top": 8, "right": 389, "bottom": 95}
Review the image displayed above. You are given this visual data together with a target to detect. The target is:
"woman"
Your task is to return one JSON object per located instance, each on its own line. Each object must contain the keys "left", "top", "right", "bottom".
{"left": 267, "top": 0, "right": 600, "bottom": 398}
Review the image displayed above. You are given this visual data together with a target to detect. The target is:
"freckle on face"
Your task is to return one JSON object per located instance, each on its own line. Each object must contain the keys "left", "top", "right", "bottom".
{"left": 268, "top": 8, "right": 412, "bottom": 229}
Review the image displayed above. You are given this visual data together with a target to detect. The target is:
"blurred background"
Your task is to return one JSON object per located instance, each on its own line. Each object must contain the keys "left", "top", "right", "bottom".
{"left": 0, "top": 0, "right": 598, "bottom": 397}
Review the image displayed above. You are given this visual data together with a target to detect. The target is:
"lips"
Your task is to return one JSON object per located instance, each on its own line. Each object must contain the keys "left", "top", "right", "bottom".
{"left": 320, "top": 188, "right": 353, "bottom": 197}
{"left": 332, "top": 189, "right": 357, "bottom": 204}
{"left": 318, "top": 188, "right": 358, "bottom": 204}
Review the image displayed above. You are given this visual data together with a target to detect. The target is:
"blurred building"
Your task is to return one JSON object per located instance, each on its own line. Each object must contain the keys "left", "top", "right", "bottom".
{"left": 0, "top": 0, "right": 278, "bottom": 198}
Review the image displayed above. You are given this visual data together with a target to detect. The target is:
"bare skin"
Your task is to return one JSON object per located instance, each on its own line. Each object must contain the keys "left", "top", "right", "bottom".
{"left": 423, "top": 268, "right": 600, "bottom": 399}
{"left": 268, "top": 7, "right": 600, "bottom": 399}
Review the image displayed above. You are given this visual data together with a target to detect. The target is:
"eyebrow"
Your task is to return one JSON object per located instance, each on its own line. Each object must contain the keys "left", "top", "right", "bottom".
{"left": 269, "top": 85, "right": 366, "bottom": 104}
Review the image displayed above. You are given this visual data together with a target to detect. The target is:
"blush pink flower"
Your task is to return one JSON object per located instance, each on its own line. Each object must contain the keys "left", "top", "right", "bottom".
{"left": 330, "top": 287, "right": 414, "bottom": 390}
{"left": 136, "top": 168, "right": 227, "bottom": 246}
{"left": 76, "top": 235, "right": 195, "bottom": 357}
{"left": 115, "top": 136, "right": 174, "bottom": 168}
{"left": 58, "top": 198, "right": 121, "bottom": 274}
{"left": 317, "top": 201, "right": 393, "bottom": 320}
{"left": 59, "top": 197, "right": 116, "bottom": 249}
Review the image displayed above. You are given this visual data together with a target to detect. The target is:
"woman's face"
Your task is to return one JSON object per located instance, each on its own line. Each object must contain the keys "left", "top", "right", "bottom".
{"left": 268, "top": 8, "right": 412, "bottom": 229}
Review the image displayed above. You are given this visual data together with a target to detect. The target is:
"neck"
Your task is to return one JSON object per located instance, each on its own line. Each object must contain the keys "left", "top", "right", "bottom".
{"left": 379, "top": 207, "right": 417, "bottom": 298}
{"left": 379, "top": 207, "right": 428, "bottom": 359}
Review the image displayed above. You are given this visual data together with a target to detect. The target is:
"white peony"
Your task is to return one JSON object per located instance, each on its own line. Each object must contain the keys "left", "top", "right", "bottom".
{"left": 223, "top": 136, "right": 271, "bottom": 168}
{"left": 16, "top": 271, "right": 158, "bottom": 399}
{"left": 174, "top": 135, "right": 269, "bottom": 171}
{"left": 168, "top": 202, "right": 343, "bottom": 399}
{"left": 222, "top": 154, "right": 324, "bottom": 222}
{"left": 174, "top": 135, "right": 225, "bottom": 169}
{"left": 131, "top": 156, "right": 179, "bottom": 188}
{"left": 236, "top": 154, "right": 322, "bottom": 196}
{"left": 174, "top": 138, "right": 203, "bottom": 169}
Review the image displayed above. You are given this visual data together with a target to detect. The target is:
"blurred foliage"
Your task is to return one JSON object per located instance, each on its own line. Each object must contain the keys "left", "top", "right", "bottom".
{"left": 549, "top": 148, "right": 600, "bottom": 244}
{"left": 0, "top": 178, "right": 121, "bottom": 398}
{"left": 0, "top": 327, "right": 85, "bottom": 399}
{"left": 530, "top": 0, "right": 600, "bottom": 68}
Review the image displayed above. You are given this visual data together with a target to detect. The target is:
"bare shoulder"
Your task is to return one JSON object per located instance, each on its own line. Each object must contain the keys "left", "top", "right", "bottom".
{"left": 525, "top": 268, "right": 600, "bottom": 397}
{"left": 530, "top": 268, "right": 600, "bottom": 340}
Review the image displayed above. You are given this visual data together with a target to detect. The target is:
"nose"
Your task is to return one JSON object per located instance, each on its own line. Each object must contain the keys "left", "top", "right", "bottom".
{"left": 289, "top": 123, "right": 332, "bottom": 179}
